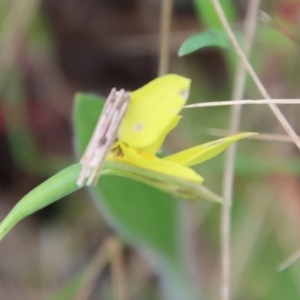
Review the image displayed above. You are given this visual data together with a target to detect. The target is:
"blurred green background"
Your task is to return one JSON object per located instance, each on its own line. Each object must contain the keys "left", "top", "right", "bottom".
{"left": 0, "top": 0, "right": 300, "bottom": 299}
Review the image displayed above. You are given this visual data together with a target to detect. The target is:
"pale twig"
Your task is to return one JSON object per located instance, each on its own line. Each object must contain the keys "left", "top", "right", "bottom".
{"left": 184, "top": 99, "right": 300, "bottom": 108}
{"left": 278, "top": 249, "right": 300, "bottom": 272}
{"left": 214, "top": 1, "right": 261, "bottom": 300}
{"left": 0, "top": 0, "right": 40, "bottom": 87}
{"left": 77, "top": 89, "right": 130, "bottom": 187}
{"left": 205, "top": 128, "right": 300, "bottom": 144}
{"left": 232, "top": 189, "right": 271, "bottom": 296}
{"left": 259, "top": 11, "right": 300, "bottom": 45}
{"left": 211, "top": 0, "right": 300, "bottom": 150}
{"left": 108, "top": 238, "right": 127, "bottom": 300}
{"left": 73, "top": 236, "right": 126, "bottom": 300}
{"left": 73, "top": 237, "right": 114, "bottom": 300}
{"left": 158, "top": 0, "right": 173, "bottom": 76}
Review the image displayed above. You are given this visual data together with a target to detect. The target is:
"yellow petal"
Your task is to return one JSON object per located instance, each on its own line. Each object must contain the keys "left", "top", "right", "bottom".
{"left": 118, "top": 142, "right": 204, "bottom": 183}
{"left": 118, "top": 74, "right": 191, "bottom": 148}
{"left": 164, "top": 132, "right": 256, "bottom": 166}
{"left": 142, "top": 115, "right": 181, "bottom": 154}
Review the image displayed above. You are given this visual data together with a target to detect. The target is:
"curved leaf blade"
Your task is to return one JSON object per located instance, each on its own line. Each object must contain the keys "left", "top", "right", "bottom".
{"left": 0, "top": 164, "right": 81, "bottom": 242}
{"left": 179, "top": 29, "right": 229, "bottom": 57}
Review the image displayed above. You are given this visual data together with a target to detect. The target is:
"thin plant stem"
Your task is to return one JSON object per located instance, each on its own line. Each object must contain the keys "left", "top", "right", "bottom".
{"left": 73, "top": 237, "right": 113, "bottom": 300}
{"left": 73, "top": 236, "right": 126, "bottom": 300}
{"left": 232, "top": 189, "right": 271, "bottom": 296}
{"left": 211, "top": 0, "right": 300, "bottom": 150}
{"left": 108, "top": 238, "right": 127, "bottom": 300}
{"left": 0, "top": 0, "right": 40, "bottom": 87}
{"left": 212, "top": 0, "right": 261, "bottom": 299}
{"left": 259, "top": 11, "right": 300, "bottom": 45}
{"left": 278, "top": 249, "right": 300, "bottom": 272}
{"left": 158, "top": 0, "right": 173, "bottom": 76}
{"left": 184, "top": 99, "right": 300, "bottom": 108}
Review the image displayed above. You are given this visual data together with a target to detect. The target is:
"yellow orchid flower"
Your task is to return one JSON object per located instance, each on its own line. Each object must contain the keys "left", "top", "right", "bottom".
{"left": 107, "top": 132, "right": 254, "bottom": 185}
{"left": 79, "top": 74, "right": 256, "bottom": 201}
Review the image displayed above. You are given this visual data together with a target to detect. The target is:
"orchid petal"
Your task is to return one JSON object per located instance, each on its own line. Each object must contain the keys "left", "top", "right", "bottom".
{"left": 118, "top": 142, "right": 204, "bottom": 183}
{"left": 163, "top": 133, "right": 256, "bottom": 166}
{"left": 118, "top": 74, "right": 190, "bottom": 148}
{"left": 142, "top": 116, "right": 181, "bottom": 154}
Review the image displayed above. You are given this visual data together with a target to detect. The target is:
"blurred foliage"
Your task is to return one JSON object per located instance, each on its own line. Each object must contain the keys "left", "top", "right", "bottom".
{"left": 0, "top": 0, "right": 300, "bottom": 300}
{"left": 193, "top": 0, "right": 236, "bottom": 28}
{"left": 178, "top": 29, "right": 230, "bottom": 56}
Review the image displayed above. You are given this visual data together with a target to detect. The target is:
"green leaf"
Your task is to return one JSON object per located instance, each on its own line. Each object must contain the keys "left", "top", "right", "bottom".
{"left": 73, "top": 93, "right": 202, "bottom": 300}
{"left": 74, "top": 93, "right": 182, "bottom": 266}
{"left": 0, "top": 164, "right": 81, "bottom": 242}
{"left": 193, "top": 0, "right": 236, "bottom": 29}
{"left": 179, "top": 29, "right": 229, "bottom": 57}
{"left": 0, "top": 92, "right": 206, "bottom": 299}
